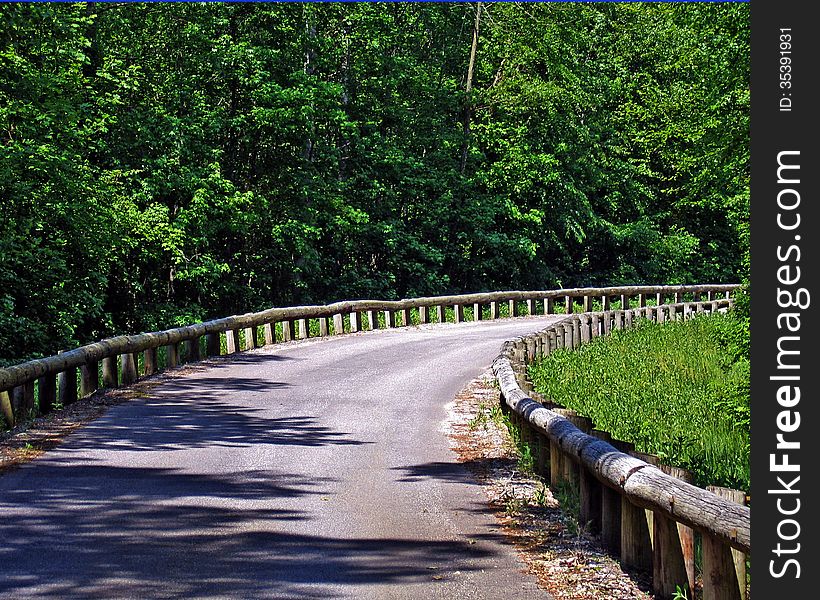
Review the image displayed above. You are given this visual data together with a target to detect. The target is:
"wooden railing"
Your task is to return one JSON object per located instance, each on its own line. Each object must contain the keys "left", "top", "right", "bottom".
{"left": 492, "top": 294, "right": 750, "bottom": 600}
{"left": 0, "top": 284, "right": 738, "bottom": 427}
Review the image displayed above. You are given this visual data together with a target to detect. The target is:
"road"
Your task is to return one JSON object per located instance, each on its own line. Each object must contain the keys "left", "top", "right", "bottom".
{"left": 0, "top": 317, "right": 561, "bottom": 599}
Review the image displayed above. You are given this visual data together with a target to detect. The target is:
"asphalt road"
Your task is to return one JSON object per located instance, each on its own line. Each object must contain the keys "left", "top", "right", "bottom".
{"left": 0, "top": 317, "right": 561, "bottom": 599}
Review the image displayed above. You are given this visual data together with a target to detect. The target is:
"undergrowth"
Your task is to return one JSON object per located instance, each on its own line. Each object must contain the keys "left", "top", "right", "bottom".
{"left": 529, "top": 312, "right": 750, "bottom": 491}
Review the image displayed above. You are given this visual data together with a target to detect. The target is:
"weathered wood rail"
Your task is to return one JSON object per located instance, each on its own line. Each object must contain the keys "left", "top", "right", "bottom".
{"left": 492, "top": 292, "right": 750, "bottom": 600}
{"left": 0, "top": 285, "right": 737, "bottom": 426}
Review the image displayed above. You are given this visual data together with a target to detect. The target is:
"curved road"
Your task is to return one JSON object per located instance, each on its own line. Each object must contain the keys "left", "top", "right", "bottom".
{"left": 0, "top": 317, "right": 561, "bottom": 599}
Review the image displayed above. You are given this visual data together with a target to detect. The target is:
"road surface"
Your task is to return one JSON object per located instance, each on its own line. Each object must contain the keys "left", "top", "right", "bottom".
{"left": 0, "top": 317, "right": 561, "bottom": 599}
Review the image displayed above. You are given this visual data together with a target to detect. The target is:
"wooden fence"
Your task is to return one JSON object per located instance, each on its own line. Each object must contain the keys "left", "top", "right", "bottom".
{"left": 492, "top": 295, "right": 750, "bottom": 600}
{"left": 0, "top": 285, "right": 737, "bottom": 426}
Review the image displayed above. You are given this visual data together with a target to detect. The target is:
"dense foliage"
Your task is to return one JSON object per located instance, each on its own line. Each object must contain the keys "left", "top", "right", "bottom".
{"left": 529, "top": 313, "right": 751, "bottom": 491}
{"left": 0, "top": 2, "right": 749, "bottom": 365}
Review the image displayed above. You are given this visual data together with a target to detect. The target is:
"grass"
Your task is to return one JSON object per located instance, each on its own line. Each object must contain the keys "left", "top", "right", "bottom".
{"left": 529, "top": 313, "right": 750, "bottom": 491}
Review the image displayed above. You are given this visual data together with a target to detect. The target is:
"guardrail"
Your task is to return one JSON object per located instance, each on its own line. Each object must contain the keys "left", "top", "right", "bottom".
{"left": 492, "top": 296, "right": 749, "bottom": 599}
{"left": 0, "top": 284, "right": 738, "bottom": 428}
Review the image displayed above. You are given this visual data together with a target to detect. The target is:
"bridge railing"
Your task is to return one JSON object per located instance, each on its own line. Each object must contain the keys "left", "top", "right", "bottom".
{"left": 492, "top": 296, "right": 749, "bottom": 600}
{"left": 0, "top": 283, "right": 738, "bottom": 428}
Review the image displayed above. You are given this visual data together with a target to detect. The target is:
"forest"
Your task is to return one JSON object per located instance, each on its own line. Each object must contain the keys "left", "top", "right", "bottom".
{"left": 0, "top": 2, "right": 749, "bottom": 366}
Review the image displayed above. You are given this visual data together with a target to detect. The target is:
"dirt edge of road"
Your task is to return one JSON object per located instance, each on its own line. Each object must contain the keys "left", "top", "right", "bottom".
{"left": 443, "top": 371, "right": 655, "bottom": 600}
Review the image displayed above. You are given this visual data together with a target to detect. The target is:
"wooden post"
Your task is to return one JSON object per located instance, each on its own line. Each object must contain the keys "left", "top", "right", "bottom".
{"left": 653, "top": 465, "right": 696, "bottom": 599}
{"left": 120, "top": 353, "right": 137, "bottom": 386}
{"left": 675, "top": 291, "right": 684, "bottom": 304}
{"left": 583, "top": 295, "right": 592, "bottom": 313}
{"left": 489, "top": 301, "right": 499, "bottom": 320}
{"left": 602, "top": 312, "right": 611, "bottom": 335}
{"left": 102, "top": 356, "right": 118, "bottom": 387}
{"left": 621, "top": 293, "right": 630, "bottom": 310}
{"left": 264, "top": 323, "right": 276, "bottom": 345}
{"left": 621, "top": 497, "right": 653, "bottom": 571}
{"left": 366, "top": 310, "right": 378, "bottom": 330}
{"left": 419, "top": 306, "right": 429, "bottom": 324}
{"left": 401, "top": 308, "right": 412, "bottom": 326}
{"left": 703, "top": 487, "right": 747, "bottom": 600}
{"left": 639, "top": 293, "right": 647, "bottom": 308}
{"left": 473, "top": 302, "right": 482, "bottom": 321}
{"left": 206, "top": 332, "right": 222, "bottom": 355}
{"left": 243, "top": 327, "right": 256, "bottom": 350}
{"left": 545, "top": 297, "right": 554, "bottom": 315}
{"left": 284, "top": 320, "right": 297, "bottom": 340}
{"left": 80, "top": 362, "right": 99, "bottom": 397}
{"left": 625, "top": 310, "right": 634, "bottom": 329}
{"left": 549, "top": 440, "right": 563, "bottom": 487}
{"left": 580, "top": 315, "right": 591, "bottom": 343}
{"left": 601, "top": 485, "right": 622, "bottom": 554}
{"left": 565, "top": 295, "right": 573, "bottom": 314}
{"left": 383, "top": 310, "right": 395, "bottom": 329}
{"left": 143, "top": 348, "right": 158, "bottom": 376}
{"left": 349, "top": 311, "right": 361, "bottom": 333}
{"left": 226, "top": 329, "right": 241, "bottom": 352}
{"left": 297, "top": 319, "right": 308, "bottom": 339}
{"left": 454, "top": 304, "right": 464, "bottom": 323}
{"left": 509, "top": 299, "right": 518, "bottom": 317}
{"left": 591, "top": 314, "right": 600, "bottom": 338}
{"left": 436, "top": 305, "right": 445, "bottom": 323}
{"left": 526, "top": 298, "right": 535, "bottom": 315}
{"left": 56, "top": 350, "right": 78, "bottom": 406}
{"left": 656, "top": 292, "right": 663, "bottom": 306}
{"left": 318, "top": 318, "right": 329, "bottom": 337}
{"left": 603, "top": 295, "right": 611, "bottom": 311}
{"left": 580, "top": 466, "right": 602, "bottom": 535}
{"left": 186, "top": 337, "right": 202, "bottom": 361}
{"left": 19, "top": 380, "right": 36, "bottom": 418}
{"left": 333, "top": 313, "right": 345, "bottom": 334}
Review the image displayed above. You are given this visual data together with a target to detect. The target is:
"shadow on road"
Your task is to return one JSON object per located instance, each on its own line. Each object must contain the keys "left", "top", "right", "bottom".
{"left": 67, "top": 377, "right": 368, "bottom": 452}
{"left": 0, "top": 460, "right": 505, "bottom": 598}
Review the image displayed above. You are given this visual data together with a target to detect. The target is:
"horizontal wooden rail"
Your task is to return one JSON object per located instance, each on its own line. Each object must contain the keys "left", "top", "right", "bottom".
{"left": 0, "top": 285, "right": 740, "bottom": 434}
{"left": 491, "top": 298, "right": 749, "bottom": 599}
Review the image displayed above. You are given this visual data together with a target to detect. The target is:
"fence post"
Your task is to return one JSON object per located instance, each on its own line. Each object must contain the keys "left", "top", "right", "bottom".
{"left": 185, "top": 337, "right": 201, "bottom": 361}
{"left": 545, "top": 297, "right": 554, "bottom": 315}
{"left": 80, "top": 362, "right": 99, "bottom": 397}
{"left": 454, "top": 304, "right": 464, "bottom": 323}
{"left": 603, "top": 295, "right": 611, "bottom": 311}
{"left": 226, "top": 329, "right": 241, "bottom": 352}
{"left": 102, "top": 356, "right": 118, "bottom": 387}
{"left": 583, "top": 295, "right": 592, "bottom": 312}
{"left": 206, "top": 332, "right": 222, "bottom": 355}
{"left": 419, "top": 306, "right": 429, "bottom": 324}
{"left": 349, "top": 311, "right": 361, "bottom": 333}
{"left": 318, "top": 318, "right": 329, "bottom": 337}
{"left": 264, "top": 323, "right": 276, "bottom": 344}
{"left": 621, "top": 293, "right": 630, "bottom": 310}
{"left": 382, "top": 311, "right": 394, "bottom": 329}
{"left": 526, "top": 298, "right": 535, "bottom": 315}
{"left": 143, "top": 348, "right": 158, "bottom": 376}
{"left": 472, "top": 303, "right": 482, "bottom": 321}
{"left": 120, "top": 353, "right": 138, "bottom": 385}
{"left": 333, "top": 314, "right": 345, "bottom": 334}
{"left": 565, "top": 295, "right": 573, "bottom": 314}
{"left": 435, "top": 305, "right": 445, "bottom": 323}
{"left": 653, "top": 465, "right": 696, "bottom": 599}
{"left": 509, "top": 299, "right": 519, "bottom": 317}
{"left": 489, "top": 301, "right": 499, "bottom": 320}
{"left": 703, "top": 487, "right": 747, "bottom": 600}
{"left": 639, "top": 293, "right": 647, "bottom": 308}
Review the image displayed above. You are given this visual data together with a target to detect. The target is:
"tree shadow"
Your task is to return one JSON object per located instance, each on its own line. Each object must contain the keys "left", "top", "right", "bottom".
{"left": 0, "top": 461, "right": 506, "bottom": 598}
{"left": 68, "top": 376, "right": 369, "bottom": 452}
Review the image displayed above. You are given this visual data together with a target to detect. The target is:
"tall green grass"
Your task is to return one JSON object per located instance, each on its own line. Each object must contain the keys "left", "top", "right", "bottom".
{"left": 529, "top": 314, "right": 750, "bottom": 491}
